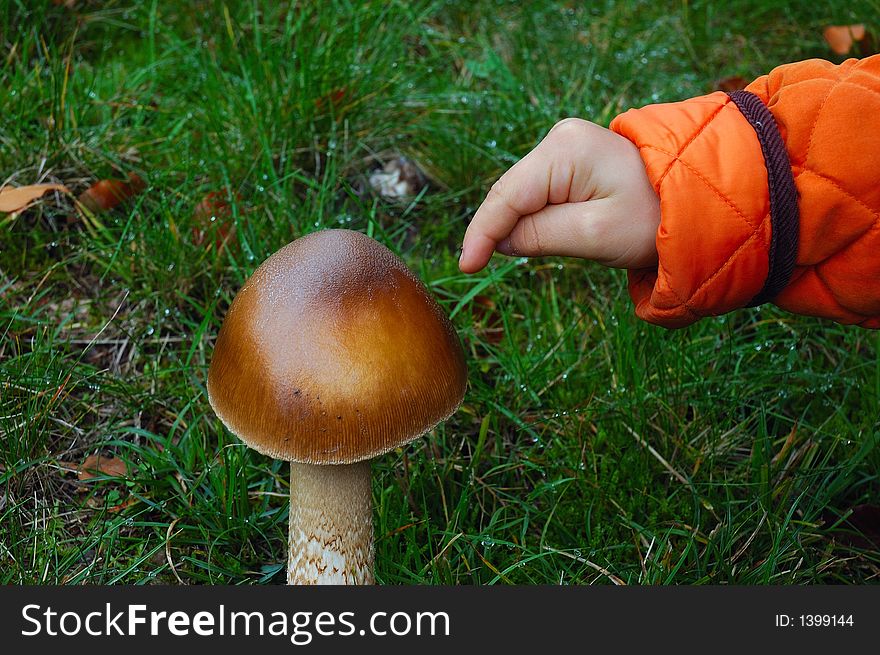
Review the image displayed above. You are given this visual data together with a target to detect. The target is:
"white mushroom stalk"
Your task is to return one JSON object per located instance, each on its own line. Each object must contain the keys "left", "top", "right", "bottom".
{"left": 288, "top": 462, "right": 373, "bottom": 584}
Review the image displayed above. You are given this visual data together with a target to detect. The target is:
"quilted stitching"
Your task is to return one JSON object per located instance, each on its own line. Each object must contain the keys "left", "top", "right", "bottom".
{"left": 798, "top": 169, "right": 880, "bottom": 265}
{"left": 653, "top": 101, "right": 728, "bottom": 189}
{"left": 644, "top": 143, "right": 770, "bottom": 239}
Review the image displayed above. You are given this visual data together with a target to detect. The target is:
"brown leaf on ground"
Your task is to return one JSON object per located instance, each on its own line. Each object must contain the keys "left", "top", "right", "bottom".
{"left": 713, "top": 75, "right": 749, "bottom": 92}
{"left": 369, "top": 156, "right": 428, "bottom": 200}
{"left": 823, "top": 24, "right": 867, "bottom": 55}
{"left": 0, "top": 183, "right": 70, "bottom": 213}
{"left": 108, "top": 496, "right": 139, "bottom": 513}
{"left": 314, "top": 87, "right": 349, "bottom": 112}
{"left": 78, "top": 453, "right": 128, "bottom": 480}
{"left": 192, "top": 189, "right": 239, "bottom": 252}
{"left": 77, "top": 173, "right": 145, "bottom": 214}
{"left": 472, "top": 294, "right": 504, "bottom": 345}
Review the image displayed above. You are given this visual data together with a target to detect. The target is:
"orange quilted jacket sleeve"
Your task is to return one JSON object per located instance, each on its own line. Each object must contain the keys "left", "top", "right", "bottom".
{"left": 609, "top": 55, "right": 880, "bottom": 329}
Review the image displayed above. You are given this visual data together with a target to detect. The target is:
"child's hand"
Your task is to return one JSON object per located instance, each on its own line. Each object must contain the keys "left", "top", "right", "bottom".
{"left": 458, "top": 118, "right": 661, "bottom": 273}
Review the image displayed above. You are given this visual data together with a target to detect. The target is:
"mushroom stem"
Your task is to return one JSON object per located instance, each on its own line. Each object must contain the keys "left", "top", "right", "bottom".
{"left": 288, "top": 460, "right": 374, "bottom": 584}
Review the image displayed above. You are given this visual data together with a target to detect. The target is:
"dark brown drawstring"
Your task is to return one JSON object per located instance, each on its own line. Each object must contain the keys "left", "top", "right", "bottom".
{"left": 727, "top": 89, "right": 800, "bottom": 307}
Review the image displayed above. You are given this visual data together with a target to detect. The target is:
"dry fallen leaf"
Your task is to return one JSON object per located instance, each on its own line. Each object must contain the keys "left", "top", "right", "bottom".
{"left": 472, "top": 294, "right": 504, "bottom": 345}
{"left": 192, "top": 189, "right": 239, "bottom": 252}
{"left": 823, "top": 24, "right": 867, "bottom": 55}
{"left": 315, "top": 87, "right": 349, "bottom": 112}
{"left": 78, "top": 453, "right": 128, "bottom": 480}
{"left": 713, "top": 75, "right": 749, "bottom": 92}
{"left": 369, "top": 156, "right": 427, "bottom": 200}
{"left": 77, "top": 173, "right": 145, "bottom": 214}
{"left": 0, "top": 183, "right": 69, "bottom": 213}
{"left": 108, "top": 496, "right": 139, "bottom": 513}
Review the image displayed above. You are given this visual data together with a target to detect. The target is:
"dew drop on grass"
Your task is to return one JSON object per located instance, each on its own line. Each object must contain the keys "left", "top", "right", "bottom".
{"left": 145, "top": 326, "right": 155, "bottom": 336}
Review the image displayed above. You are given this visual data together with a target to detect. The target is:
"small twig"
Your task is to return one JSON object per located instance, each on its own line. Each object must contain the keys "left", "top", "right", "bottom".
{"left": 247, "top": 490, "right": 288, "bottom": 499}
{"left": 543, "top": 546, "right": 626, "bottom": 585}
{"left": 79, "top": 289, "right": 129, "bottom": 358}
{"left": 165, "top": 518, "right": 186, "bottom": 585}
{"left": 730, "top": 510, "right": 768, "bottom": 565}
{"left": 641, "top": 536, "right": 656, "bottom": 582}
{"left": 419, "top": 532, "right": 463, "bottom": 576}
{"left": 623, "top": 425, "right": 690, "bottom": 486}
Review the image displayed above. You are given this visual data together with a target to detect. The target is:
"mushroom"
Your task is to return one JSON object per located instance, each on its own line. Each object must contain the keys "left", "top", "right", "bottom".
{"left": 206, "top": 229, "right": 467, "bottom": 584}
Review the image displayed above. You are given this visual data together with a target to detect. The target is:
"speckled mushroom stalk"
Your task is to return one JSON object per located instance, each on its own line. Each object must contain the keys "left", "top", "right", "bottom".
{"left": 207, "top": 229, "right": 467, "bottom": 585}
{"left": 287, "top": 461, "right": 373, "bottom": 584}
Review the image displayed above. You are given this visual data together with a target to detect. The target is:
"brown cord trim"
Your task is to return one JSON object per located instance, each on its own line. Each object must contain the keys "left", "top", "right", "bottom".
{"left": 727, "top": 90, "right": 800, "bottom": 307}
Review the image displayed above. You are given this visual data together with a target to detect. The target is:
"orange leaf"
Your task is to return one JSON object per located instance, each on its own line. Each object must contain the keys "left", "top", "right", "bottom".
{"left": 192, "top": 189, "right": 240, "bottom": 253}
{"left": 0, "top": 183, "right": 69, "bottom": 213}
{"left": 823, "top": 24, "right": 866, "bottom": 55}
{"left": 713, "top": 76, "right": 749, "bottom": 92}
{"left": 78, "top": 453, "right": 128, "bottom": 480}
{"left": 472, "top": 294, "right": 504, "bottom": 345}
{"left": 77, "top": 173, "right": 145, "bottom": 213}
{"left": 108, "top": 496, "right": 139, "bottom": 513}
{"left": 315, "top": 87, "right": 349, "bottom": 112}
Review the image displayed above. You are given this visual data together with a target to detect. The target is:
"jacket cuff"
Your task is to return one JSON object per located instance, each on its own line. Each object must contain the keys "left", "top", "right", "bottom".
{"left": 610, "top": 91, "right": 772, "bottom": 328}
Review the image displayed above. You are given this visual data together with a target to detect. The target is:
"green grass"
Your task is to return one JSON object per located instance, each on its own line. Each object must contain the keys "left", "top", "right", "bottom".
{"left": 2, "top": 0, "right": 879, "bottom": 585}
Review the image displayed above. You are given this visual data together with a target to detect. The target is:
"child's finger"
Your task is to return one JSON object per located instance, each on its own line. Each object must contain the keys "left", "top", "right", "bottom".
{"left": 459, "top": 149, "right": 560, "bottom": 273}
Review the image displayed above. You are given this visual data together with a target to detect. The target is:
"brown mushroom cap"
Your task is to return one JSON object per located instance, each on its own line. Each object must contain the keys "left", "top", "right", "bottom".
{"left": 206, "top": 229, "right": 467, "bottom": 464}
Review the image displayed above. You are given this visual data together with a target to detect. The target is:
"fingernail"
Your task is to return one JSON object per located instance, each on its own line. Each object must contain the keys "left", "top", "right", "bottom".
{"left": 458, "top": 244, "right": 466, "bottom": 265}
{"left": 496, "top": 238, "right": 512, "bottom": 255}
